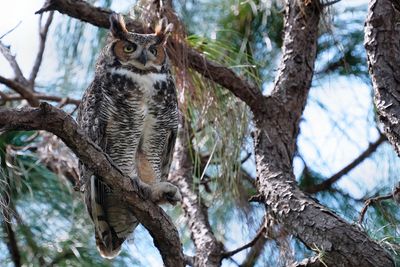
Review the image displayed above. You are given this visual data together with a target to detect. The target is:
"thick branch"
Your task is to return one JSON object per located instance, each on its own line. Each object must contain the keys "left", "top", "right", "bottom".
{"left": 186, "top": 48, "right": 264, "bottom": 113}
{"left": 253, "top": 1, "right": 394, "bottom": 266}
{"left": 305, "top": 133, "right": 386, "bottom": 193}
{"left": 35, "top": 0, "right": 264, "bottom": 112}
{"left": 168, "top": 119, "right": 223, "bottom": 267}
{"left": 365, "top": 0, "right": 400, "bottom": 155}
{"left": 0, "top": 104, "right": 184, "bottom": 267}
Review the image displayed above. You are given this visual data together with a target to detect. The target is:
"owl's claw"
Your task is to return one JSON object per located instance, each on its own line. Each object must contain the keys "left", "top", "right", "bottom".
{"left": 150, "top": 182, "right": 182, "bottom": 205}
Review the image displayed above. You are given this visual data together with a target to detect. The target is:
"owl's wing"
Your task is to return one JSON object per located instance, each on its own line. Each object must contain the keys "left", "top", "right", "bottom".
{"left": 77, "top": 78, "right": 107, "bottom": 187}
{"left": 77, "top": 79, "right": 106, "bottom": 147}
{"left": 160, "top": 75, "right": 179, "bottom": 180}
{"left": 160, "top": 128, "right": 177, "bottom": 180}
{"left": 77, "top": 80, "right": 125, "bottom": 258}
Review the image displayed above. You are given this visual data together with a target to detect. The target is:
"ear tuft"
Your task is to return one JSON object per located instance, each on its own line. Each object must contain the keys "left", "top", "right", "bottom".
{"left": 109, "top": 13, "right": 128, "bottom": 39}
{"left": 155, "top": 18, "right": 173, "bottom": 44}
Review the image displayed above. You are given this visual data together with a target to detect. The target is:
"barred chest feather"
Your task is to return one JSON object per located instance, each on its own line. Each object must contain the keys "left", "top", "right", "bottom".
{"left": 98, "top": 67, "right": 178, "bottom": 176}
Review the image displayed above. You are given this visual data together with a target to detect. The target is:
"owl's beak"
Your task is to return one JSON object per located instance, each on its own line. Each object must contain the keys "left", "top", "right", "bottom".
{"left": 138, "top": 51, "right": 147, "bottom": 66}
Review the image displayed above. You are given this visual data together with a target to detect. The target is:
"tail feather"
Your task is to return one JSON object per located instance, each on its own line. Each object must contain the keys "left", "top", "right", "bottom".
{"left": 87, "top": 176, "right": 138, "bottom": 259}
{"left": 95, "top": 231, "right": 122, "bottom": 259}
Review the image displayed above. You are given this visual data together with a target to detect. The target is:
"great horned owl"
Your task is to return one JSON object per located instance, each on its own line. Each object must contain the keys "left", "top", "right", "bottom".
{"left": 77, "top": 13, "right": 181, "bottom": 259}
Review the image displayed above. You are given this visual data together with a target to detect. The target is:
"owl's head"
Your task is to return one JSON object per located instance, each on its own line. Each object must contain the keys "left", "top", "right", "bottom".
{"left": 108, "top": 13, "right": 173, "bottom": 71}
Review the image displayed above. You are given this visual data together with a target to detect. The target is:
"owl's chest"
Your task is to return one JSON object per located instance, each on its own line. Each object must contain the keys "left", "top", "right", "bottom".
{"left": 102, "top": 68, "right": 176, "bottom": 126}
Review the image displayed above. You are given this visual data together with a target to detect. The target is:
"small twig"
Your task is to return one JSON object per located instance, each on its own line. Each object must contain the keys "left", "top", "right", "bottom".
{"left": 29, "top": 12, "right": 54, "bottom": 84}
{"left": 358, "top": 193, "right": 395, "bottom": 225}
{"left": 0, "top": 41, "right": 27, "bottom": 85}
{"left": 0, "top": 75, "right": 39, "bottom": 106}
{"left": 221, "top": 225, "right": 266, "bottom": 259}
{"left": 241, "top": 152, "right": 252, "bottom": 164}
{"left": 0, "top": 93, "right": 80, "bottom": 106}
{"left": 322, "top": 0, "right": 341, "bottom": 8}
{"left": 305, "top": 133, "right": 386, "bottom": 194}
{"left": 240, "top": 232, "right": 267, "bottom": 267}
{"left": 0, "top": 21, "right": 22, "bottom": 40}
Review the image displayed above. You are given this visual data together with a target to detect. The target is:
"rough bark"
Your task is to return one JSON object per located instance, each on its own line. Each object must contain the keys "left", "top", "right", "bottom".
{"left": 168, "top": 119, "right": 223, "bottom": 267}
{"left": 0, "top": 103, "right": 184, "bottom": 267}
{"left": 365, "top": 0, "right": 400, "bottom": 155}
{"left": 252, "top": 1, "right": 394, "bottom": 266}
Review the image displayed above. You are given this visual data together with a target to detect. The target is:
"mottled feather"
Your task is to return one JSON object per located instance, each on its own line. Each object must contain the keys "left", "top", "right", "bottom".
{"left": 77, "top": 13, "right": 181, "bottom": 259}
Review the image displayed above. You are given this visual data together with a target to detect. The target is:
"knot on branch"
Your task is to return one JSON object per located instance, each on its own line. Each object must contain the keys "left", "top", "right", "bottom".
{"left": 39, "top": 101, "right": 52, "bottom": 113}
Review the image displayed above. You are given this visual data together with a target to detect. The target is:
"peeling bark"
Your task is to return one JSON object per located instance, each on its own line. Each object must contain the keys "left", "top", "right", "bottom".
{"left": 365, "top": 0, "right": 400, "bottom": 155}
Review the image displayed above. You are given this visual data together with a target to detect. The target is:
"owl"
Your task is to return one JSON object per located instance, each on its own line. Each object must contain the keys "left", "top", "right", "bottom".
{"left": 77, "top": 13, "right": 181, "bottom": 259}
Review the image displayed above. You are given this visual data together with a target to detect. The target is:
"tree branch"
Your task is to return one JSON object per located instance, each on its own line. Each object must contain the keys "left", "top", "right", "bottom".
{"left": 304, "top": 133, "right": 386, "bottom": 193}
{"left": 240, "top": 233, "right": 267, "bottom": 267}
{"left": 253, "top": 0, "right": 394, "bottom": 266}
{"left": 221, "top": 225, "right": 265, "bottom": 259}
{"left": 358, "top": 185, "right": 400, "bottom": 225}
{"left": 0, "top": 75, "right": 39, "bottom": 106}
{"left": 365, "top": 0, "right": 400, "bottom": 156}
{"left": 0, "top": 103, "right": 184, "bottom": 267}
{"left": 35, "top": 0, "right": 265, "bottom": 113}
{"left": 186, "top": 48, "right": 264, "bottom": 114}
{"left": 168, "top": 119, "right": 223, "bottom": 267}
{"left": 0, "top": 93, "right": 80, "bottom": 106}
{"left": 0, "top": 21, "right": 22, "bottom": 40}
{"left": 29, "top": 12, "right": 54, "bottom": 84}
{"left": 36, "top": 0, "right": 127, "bottom": 28}
{"left": 0, "top": 41, "right": 27, "bottom": 85}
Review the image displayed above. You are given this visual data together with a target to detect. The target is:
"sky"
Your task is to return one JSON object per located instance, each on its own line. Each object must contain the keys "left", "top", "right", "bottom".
{"left": 1, "top": 0, "right": 398, "bottom": 266}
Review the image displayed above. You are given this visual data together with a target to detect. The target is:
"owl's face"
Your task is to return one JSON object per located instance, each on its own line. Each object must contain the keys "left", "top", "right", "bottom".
{"left": 109, "top": 14, "right": 172, "bottom": 71}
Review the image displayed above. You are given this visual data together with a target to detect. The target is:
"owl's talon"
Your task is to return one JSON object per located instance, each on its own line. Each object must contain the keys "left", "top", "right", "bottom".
{"left": 150, "top": 182, "right": 181, "bottom": 205}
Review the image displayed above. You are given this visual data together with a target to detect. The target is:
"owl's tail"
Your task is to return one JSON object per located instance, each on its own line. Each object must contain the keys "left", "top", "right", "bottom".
{"left": 88, "top": 176, "right": 138, "bottom": 259}
{"left": 89, "top": 176, "right": 123, "bottom": 258}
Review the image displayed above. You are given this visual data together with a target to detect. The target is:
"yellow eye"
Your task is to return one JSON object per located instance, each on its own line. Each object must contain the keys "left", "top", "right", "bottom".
{"left": 123, "top": 44, "right": 136, "bottom": 53}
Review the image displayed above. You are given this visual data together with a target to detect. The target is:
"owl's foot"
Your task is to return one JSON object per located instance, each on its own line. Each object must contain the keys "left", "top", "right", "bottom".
{"left": 150, "top": 182, "right": 182, "bottom": 205}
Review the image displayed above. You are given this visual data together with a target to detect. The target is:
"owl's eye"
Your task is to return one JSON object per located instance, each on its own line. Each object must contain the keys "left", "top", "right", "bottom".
{"left": 123, "top": 43, "right": 137, "bottom": 53}
{"left": 149, "top": 45, "right": 157, "bottom": 56}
